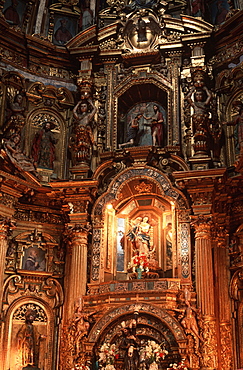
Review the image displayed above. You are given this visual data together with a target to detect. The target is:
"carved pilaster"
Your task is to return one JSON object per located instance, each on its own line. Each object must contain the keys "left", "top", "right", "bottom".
{"left": 63, "top": 223, "right": 91, "bottom": 321}
{"left": 0, "top": 217, "right": 15, "bottom": 306}
{"left": 178, "top": 213, "right": 191, "bottom": 281}
{"left": 213, "top": 227, "right": 233, "bottom": 370}
{"left": 104, "top": 61, "right": 116, "bottom": 150}
{"left": 167, "top": 53, "right": 182, "bottom": 146}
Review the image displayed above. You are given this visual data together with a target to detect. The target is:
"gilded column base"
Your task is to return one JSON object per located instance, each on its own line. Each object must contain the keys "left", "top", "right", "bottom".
{"left": 200, "top": 315, "right": 218, "bottom": 370}
{"left": 219, "top": 321, "right": 233, "bottom": 370}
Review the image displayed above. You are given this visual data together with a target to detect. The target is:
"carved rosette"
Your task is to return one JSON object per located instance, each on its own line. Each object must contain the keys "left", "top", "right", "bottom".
{"left": 219, "top": 322, "right": 233, "bottom": 370}
{"left": 200, "top": 316, "right": 218, "bottom": 369}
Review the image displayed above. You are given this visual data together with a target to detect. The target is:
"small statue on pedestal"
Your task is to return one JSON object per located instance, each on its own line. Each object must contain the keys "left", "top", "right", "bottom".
{"left": 186, "top": 71, "right": 212, "bottom": 157}
{"left": 69, "top": 97, "right": 97, "bottom": 167}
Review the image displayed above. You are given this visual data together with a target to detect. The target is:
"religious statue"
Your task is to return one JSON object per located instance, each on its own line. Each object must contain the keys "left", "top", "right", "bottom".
{"left": 3, "top": 133, "right": 38, "bottom": 176}
{"left": 127, "top": 216, "right": 152, "bottom": 256}
{"left": 175, "top": 288, "right": 203, "bottom": 350}
{"left": 186, "top": 81, "right": 212, "bottom": 155}
{"left": 137, "top": 16, "right": 147, "bottom": 42}
{"left": 69, "top": 98, "right": 97, "bottom": 167}
{"left": 79, "top": 0, "right": 93, "bottom": 31}
{"left": 143, "top": 104, "right": 164, "bottom": 146}
{"left": 17, "top": 309, "right": 45, "bottom": 369}
{"left": 165, "top": 222, "right": 173, "bottom": 270}
{"left": 31, "top": 121, "right": 57, "bottom": 169}
{"left": 4, "top": 93, "right": 26, "bottom": 136}
{"left": 120, "top": 320, "right": 140, "bottom": 370}
{"left": 119, "top": 114, "right": 143, "bottom": 148}
{"left": 70, "top": 302, "right": 96, "bottom": 361}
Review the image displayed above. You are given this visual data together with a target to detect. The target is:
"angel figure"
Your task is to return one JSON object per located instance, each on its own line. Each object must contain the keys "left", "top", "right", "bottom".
{"left": 4, "top": 93, "right": 26, "bottom": 136}
{"left": 175, "top": 299, "right": 203, "bottom": 351}
{"left": 72, "top": 303, "right": 96, "bottom": 358}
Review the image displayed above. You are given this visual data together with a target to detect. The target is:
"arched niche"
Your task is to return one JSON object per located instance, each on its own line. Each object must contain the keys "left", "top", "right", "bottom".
{"left": 91, "top": 166, "right": 190, "bottom": 283}
{"left": 24, "top": 107, "right": 67, "bottom": 179}
{"left": 111, "top": 75, "right": 173, "bottom": 150}
{"left": 88, "top": 303, "right": 187, "bottom": 366}
{"left": 3, "top": 297, "right": 55, "bottom": 370}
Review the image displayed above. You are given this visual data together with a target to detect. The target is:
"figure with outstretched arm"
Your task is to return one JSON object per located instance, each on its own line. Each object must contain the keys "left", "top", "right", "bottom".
{"left": 143, "top": 104, "right": 164, "bottom": 146}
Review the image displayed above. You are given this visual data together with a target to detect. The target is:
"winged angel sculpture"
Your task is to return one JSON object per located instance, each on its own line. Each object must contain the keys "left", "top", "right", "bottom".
{"left": 122, "top": 15, "right": 161, "bottom": 49}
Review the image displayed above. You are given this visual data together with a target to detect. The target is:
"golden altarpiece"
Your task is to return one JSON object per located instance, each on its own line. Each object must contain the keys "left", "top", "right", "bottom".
{"left": 0, "top": 0, "right": 243, "bottom": 369}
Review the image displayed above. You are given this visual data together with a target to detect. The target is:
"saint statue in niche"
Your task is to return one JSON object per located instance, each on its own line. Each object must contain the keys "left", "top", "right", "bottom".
{"left": 127, "top": 216, "right": 152, "bottom": 256}
{"left": 79, "top": 0, "right": 94, "bottom": 31}
{"left": 17, "top": 309, "right": 46, "bottom": 368}
{"left": 31, "top": 121, "right": 57, "bottom": 170}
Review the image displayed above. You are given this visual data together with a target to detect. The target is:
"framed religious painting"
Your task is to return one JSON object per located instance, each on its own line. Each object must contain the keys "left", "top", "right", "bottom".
{"left": 2, "top": 0, "right": 27, "bottom": 27}
{"left": 53, "top": 15, "right": 77, "bottom": 45}
{"left": 208, "top": 0, "right": 229, "bottom": 24}
{"left": 22, "top": 246, "right": 46, "bottom": 271}
{"left": 118, "top": 102, "right": 167, "bottom": 149}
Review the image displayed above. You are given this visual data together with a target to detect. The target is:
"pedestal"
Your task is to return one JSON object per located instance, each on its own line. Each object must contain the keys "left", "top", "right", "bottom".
{"left": 69, "top": 164, "right": 90, "bottom": 179}
{"left": 188, "top": 156, "right": 212, "bottom": 170}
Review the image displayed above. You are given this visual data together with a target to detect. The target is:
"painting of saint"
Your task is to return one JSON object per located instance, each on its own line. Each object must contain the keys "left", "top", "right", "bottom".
{"left": 53, "top": 17, "right": 75, "bottom": 45}
{"left": 209, "top": 0, "right": 229, "bottom": 24}
{"left": 2, "top": 0, "right": 26, "bottom": 26}
{"left": 22, "top": 247, "right": 46, "bottom": 271}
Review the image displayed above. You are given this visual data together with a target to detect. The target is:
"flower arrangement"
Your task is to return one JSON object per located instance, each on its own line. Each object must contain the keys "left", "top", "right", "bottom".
{"left": 140, "top": 340, "right": 168, "bottom": 364}
{"left": 128, "top": 253, "right": 149, "bottom": 273}
{"left": 98, "top": 342, "right": 119, "bottom": 370}
{"left": 167, "top": 359, "right": 188, "bottom": 370}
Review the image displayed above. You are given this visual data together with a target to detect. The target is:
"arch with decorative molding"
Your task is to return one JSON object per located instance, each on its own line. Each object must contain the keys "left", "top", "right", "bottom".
{"left": 91, "top": 165, "right": 191, "bottom": 283}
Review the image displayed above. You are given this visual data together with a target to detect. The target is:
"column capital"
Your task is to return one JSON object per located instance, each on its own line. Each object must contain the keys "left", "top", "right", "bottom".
{"left": 0, "top": 217, "right": 15, "bottom": 239}
{"left": 212, "top": 226, "right": 228, "bottom": 248}
{"left": 64, "top": 223, "right": 91, "bottom": 250}
{"left": 191, "top": 215, "right": 212, "bottom": 239}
